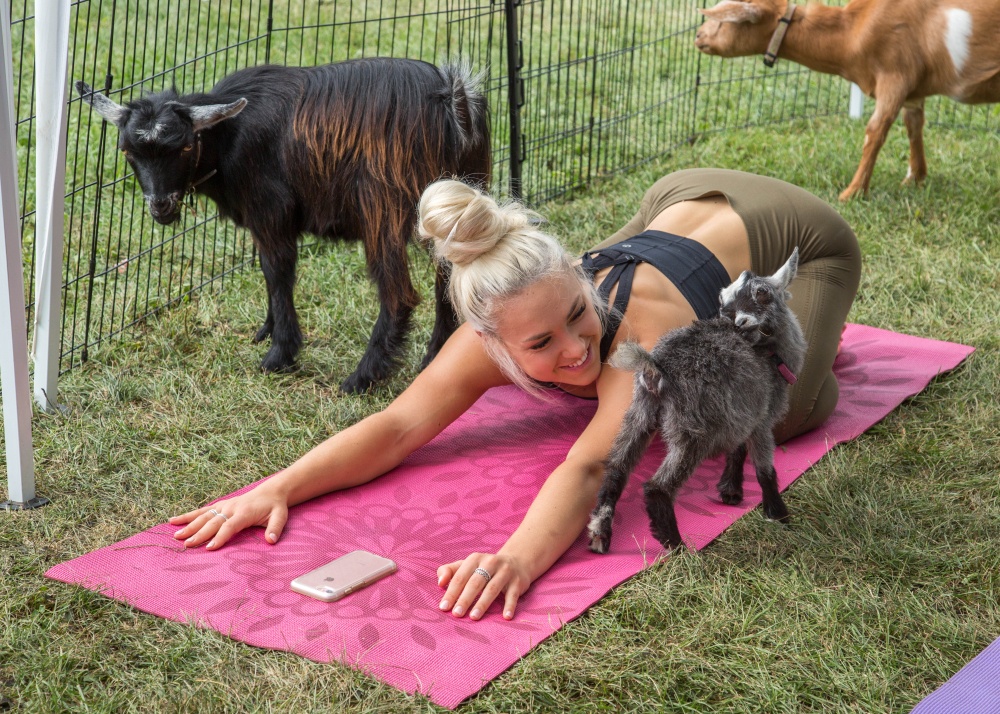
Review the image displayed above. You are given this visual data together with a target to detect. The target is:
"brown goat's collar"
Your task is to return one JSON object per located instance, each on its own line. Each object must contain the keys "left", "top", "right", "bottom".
{"left": 767, "top": 351, "right": 798, "bottom": 384}
{"left": 763, "top": 3, "right": 796, "bottom": 68}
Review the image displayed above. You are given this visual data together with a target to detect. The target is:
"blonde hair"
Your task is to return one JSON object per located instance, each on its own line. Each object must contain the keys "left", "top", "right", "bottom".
{"left": 417, "top": 178, "right": 605, "bottom": 395}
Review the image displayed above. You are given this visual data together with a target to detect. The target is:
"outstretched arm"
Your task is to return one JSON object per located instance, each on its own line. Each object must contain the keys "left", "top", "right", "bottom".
{"left": 169, "top": 324, "right": 508, "bottom": 549}
{"left": 435, "top": 365, "right": 636, "bottom": 620}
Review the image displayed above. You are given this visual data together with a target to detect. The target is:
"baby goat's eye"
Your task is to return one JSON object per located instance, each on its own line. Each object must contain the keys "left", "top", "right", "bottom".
{"left": 182, "top": 144, "right": 194, "bottom": 152}
{"left": 755, "top": 286, "right": 771, "bottom": 302}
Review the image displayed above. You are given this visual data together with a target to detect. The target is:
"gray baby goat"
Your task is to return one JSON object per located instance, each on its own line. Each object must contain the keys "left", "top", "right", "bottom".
{"left": 588, "top": 248, "right": 806, "bottom": 553}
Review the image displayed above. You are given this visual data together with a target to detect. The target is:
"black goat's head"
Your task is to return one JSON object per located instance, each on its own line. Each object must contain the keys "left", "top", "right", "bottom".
{"left": 718, "top": 247, "right": 798, "bottom": 346}
{"left": 75, "top": 81, "right": 246, "bottom": 225}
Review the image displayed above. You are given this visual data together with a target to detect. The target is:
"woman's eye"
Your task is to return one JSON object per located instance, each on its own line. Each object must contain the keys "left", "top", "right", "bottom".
{"left": 571, "top": 305, "right": 586, "bottom": 322}
{"left": 529, "top": 338, "right": 550, "bottom": 351}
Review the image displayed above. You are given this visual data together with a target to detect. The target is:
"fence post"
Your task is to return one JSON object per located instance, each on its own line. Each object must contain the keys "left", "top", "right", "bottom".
{"left": 32, "top": 0, "right": 71, "bottom": 412}
{"left": 503, "top": 0, "right": 523, "bottom": 200}
{"left": 0, "top": 0, "right": 46, "bottom": 511}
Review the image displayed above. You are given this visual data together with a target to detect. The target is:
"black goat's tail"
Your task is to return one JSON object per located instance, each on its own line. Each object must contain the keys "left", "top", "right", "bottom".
{"left": 439, "top": 61, "right": 491, "bottom": 159}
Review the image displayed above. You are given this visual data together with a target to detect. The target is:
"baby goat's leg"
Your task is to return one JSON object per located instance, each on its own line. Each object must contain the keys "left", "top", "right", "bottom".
{"left": 716, "top": 443, "right": 748, "bottom": 505}
{"left": 747, "top": 427, "right": 789, "bottom": 523}
{"left": 643, "top": 441, "right": 701, "bottom": 550}
{"left": 587, "top": 394, "right": 657, "bottom": 554}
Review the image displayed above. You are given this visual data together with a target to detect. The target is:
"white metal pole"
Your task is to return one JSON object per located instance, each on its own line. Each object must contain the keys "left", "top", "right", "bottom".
{"left": 849, "top": 83, "right": 865, "bottom": 119}
{"left": 0, "top": 0, "right": 44, "bottom": 509}
{"left": 32, "top": 0, "right": 71, "bottom": 412}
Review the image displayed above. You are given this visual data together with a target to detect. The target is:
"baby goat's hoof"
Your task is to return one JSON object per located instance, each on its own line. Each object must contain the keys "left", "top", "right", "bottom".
{"left": 762, "top": 499, "right": 790, "bottom": 524}
{"left": 587, "top": 506, "right": 614, "bottom": 554}
{"left": 718, "top": 487, "right": 743, "bottom": 506}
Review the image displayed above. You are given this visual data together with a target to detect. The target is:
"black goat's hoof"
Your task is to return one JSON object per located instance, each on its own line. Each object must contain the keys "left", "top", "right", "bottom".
{"left": 252, "top": 324, "right": 273, "bottom": 344}
{"left": 339, "top": 371, "right": 376, "bottom": 395}
{"left": 260, "top": 350, "right": 297, "bottom": 374}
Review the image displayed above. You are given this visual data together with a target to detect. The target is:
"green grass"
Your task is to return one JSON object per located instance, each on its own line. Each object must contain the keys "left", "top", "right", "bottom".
{"left": 3, "top": 115, "right": 999, "bottom": 712}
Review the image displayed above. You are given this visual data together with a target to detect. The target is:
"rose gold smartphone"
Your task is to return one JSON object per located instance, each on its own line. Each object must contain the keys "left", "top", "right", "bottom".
{"left": 290, "top": 550, "right": 397, "bottom": 602}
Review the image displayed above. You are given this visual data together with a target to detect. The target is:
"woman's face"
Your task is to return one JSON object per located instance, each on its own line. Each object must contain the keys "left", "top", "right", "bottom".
{"left": 494, "top": 272, "right": 603, "bottom": 387}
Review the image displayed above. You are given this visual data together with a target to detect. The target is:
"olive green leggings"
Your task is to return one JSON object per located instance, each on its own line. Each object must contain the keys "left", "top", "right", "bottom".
{"left": 592, "top": 168, "right": 862, "bottom": 443}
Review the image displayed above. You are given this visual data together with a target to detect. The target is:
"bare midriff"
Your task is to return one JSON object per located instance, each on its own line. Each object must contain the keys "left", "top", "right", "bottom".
{"left": 562, "top": 196, "right": 754, "bottom": 399}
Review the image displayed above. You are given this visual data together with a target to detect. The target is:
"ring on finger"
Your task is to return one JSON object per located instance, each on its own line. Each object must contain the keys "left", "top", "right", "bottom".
{"left": 474, "top": 567, "right": 492, "bottom": 584}
{"left": 209, "top": 508, "right": 229, "bottom": 521}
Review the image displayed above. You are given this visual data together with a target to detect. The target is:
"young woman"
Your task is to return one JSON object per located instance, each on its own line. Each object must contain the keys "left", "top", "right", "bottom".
{"left": 170, "top": 168, "right": 861, "bottom": 622}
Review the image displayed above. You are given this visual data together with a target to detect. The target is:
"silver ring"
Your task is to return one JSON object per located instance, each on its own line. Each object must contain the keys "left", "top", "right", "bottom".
{"left": 474, "top": 567, "right": 491, "bottom": 584}
{"left": 208, "top": 509, "right": 220, "bottom": 517}
{"left": 217, "top": 512, "right": 229, "bottom": 521}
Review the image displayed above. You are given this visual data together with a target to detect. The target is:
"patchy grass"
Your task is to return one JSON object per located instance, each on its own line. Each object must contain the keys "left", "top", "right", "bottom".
{"left": 2, "top": 117, "right": 998, "bottom": 713}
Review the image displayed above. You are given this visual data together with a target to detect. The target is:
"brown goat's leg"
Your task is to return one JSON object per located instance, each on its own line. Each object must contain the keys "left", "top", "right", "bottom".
{"left": 716, "top": 443, "right": 748, "bottom": 505}
{"left": 747, "top": 427, "right": 789, "bottom": 524}
{"left": 902, "top": 99, "right": 927, "bottom": 187}
{"left": 840, "top": 90, "right": 906, "bottom": 202}
{"left": 420, "top": 262, "right": 460, "bottom": 370}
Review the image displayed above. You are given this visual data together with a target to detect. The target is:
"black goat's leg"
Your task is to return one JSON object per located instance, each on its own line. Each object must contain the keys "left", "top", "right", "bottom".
{"left": 419, "top": 261, "right": 459, "bottom": 370}
{"left": 341, "top": 301, "right": 414, "bottom": 393}
{"left": 747, "top": 428, "right": 789, "bottom": 523}
{"left": 341, "top": 226, "right": 420, "bottom": 393}
{"left": 717, "top": 442, "right": 748, "bottom": 505}
{"left": 252, "top": 252, "right": 274, "bottom": 344}
{"left": 257, "top": 240, "right": 302, "bottom": 373}
{"left": 587, "top": 394, "right": 658, "bottom": 554}
{"left": 643, "top": 441, "right": 701, "bottom": 550}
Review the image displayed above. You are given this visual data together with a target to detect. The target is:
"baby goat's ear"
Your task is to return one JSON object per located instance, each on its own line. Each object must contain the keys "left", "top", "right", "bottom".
{"left": 770, "top": 247, "right": 799, "bottom": 296}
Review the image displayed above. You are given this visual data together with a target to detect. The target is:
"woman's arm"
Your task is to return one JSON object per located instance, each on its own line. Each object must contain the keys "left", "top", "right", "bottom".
{"left": 436, "top": 364, "right": 637, "bottom": 620}
{"left": 170, "top": 324, "right": 508, "bottom": 549}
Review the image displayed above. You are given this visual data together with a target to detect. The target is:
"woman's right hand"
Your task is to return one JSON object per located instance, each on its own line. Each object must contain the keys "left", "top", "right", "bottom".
{"left": 168, "top": 485, "right": 290, "bottom": 550}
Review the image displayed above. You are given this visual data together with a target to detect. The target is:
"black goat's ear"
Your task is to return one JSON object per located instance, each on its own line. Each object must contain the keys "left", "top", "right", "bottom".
{"left": 187, "top": 98, "right": 248, "bottom": 133}
{"left": 75, "top": 80, "right": 128, "bottom": 127}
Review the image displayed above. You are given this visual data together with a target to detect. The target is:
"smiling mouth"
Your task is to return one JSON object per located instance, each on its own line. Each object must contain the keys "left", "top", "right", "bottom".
{"left": 564, "top": 346, "right": 590, "bottom": 370}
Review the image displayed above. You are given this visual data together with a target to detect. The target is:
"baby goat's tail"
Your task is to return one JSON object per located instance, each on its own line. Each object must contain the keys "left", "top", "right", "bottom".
{"left": 611, "top": 341, "right": 668, "bottom": 396}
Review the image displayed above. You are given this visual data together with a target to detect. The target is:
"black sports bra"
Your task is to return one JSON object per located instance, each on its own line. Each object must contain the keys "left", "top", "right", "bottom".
{"left": 581, "top": 230, "right": 732, "bottom": 362}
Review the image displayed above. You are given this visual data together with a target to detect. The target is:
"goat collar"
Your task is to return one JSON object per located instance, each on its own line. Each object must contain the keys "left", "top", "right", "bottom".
{"left": 185, "top": 134, "right": 217, "bottom": 198}
{"left": 763, "top": 3, "right": 797, "bottom": 68}
{"left": 767, "top": 351, "right": 798, "bottom": 384}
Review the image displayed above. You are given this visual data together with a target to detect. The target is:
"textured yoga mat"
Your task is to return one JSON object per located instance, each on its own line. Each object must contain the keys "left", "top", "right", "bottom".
{"left": 911, "top": 637, "right": 1000, "bottom": 714}
{"left": 46, "top": 324, "right": 973, "bottom": 709}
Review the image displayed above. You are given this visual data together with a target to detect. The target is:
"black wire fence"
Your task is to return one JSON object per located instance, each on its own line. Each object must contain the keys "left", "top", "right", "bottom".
{"left": 8, "top": 0, "right": 999, "bottom": 376}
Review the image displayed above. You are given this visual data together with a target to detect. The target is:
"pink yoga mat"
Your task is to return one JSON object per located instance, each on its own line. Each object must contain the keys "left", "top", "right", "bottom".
{"left": 46, "top": 324, "right": 973, "bottom": 708}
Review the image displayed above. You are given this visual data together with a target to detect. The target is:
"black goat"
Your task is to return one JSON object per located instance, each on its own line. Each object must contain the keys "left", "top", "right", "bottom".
{"left": 588, "top": 249, "right": 806, "bottom": 553}
{"left": 76, "top": 58, "right": 491, "bottom": 392}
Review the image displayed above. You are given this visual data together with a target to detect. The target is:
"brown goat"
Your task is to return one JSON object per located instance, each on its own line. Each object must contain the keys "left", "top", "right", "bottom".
{"left": 695, "top": 0, "right": 1000, "bottom": 201}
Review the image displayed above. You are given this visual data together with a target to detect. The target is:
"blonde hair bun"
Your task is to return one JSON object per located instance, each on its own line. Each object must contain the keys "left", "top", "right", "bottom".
{"left": 418, "top": 179, "right": 533, "bottom": 266}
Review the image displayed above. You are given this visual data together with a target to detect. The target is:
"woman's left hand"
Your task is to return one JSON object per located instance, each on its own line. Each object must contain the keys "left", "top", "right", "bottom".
{"left": 436, "top": 552, "right": 532, "bottom": 621}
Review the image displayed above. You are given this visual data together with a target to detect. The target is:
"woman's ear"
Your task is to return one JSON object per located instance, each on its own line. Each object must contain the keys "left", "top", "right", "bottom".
{"left": 474, "top": 329, "right": 484, "bottom": 338}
